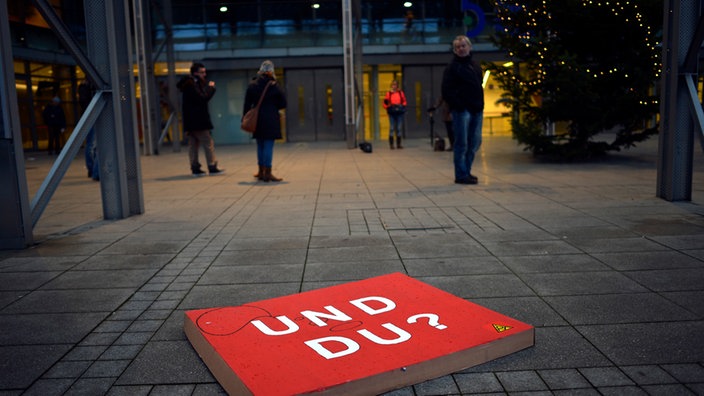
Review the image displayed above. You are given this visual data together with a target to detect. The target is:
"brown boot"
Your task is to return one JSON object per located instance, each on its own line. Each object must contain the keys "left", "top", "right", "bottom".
{"left": 254, "top": 165, "right": 264, "bottom": 180}
{"left": 264, "top": 167, "right": 282, "bottom": 182}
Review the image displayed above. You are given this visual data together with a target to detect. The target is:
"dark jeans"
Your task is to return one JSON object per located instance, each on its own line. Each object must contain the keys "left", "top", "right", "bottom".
{"left": 48, "top": 126, "right": 62, "bottom": 154}
{"left": 84, "top": 128, "right": 99, "bottom": 179}
{"left": 451, "top": 110, "right": 483, "bottom": 180}
{"left": 388, "top": 112, "right": 404, "bottom": 139}
{"left": 256, "top": 138, "right": 275, "bottom": 167}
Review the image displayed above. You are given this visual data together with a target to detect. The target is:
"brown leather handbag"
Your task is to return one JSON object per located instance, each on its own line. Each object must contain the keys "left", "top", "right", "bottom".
{"left": 241, "top": 81, "right": 273, "bottom": 133}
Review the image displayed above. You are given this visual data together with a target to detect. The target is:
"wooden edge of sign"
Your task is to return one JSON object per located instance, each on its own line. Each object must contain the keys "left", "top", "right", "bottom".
{"left": 312, "top": 327, "right": 535, "bottom": 396}
{"left": 183, "top": 313, "right": 253, "bottom": 396}
{"left": 184, "top": 308, "right": 535, "bottom": 396}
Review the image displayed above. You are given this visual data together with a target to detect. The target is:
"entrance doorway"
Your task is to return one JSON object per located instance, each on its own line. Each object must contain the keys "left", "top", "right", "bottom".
{"left": 402, "top": 65, "right": 446, "bottom": 140}
{"left": 285, "top": 68, "right": 345, "bottom": 142}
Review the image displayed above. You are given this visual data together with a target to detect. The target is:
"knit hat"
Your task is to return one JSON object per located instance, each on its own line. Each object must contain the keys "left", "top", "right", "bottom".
{"left": 258, "top": 60, "right": 275, "bottom": 75}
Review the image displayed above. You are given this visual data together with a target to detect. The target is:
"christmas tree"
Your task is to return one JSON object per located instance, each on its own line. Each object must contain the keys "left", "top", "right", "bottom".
{"left": 487, "top": 0, "right": 662, "bottom": 159}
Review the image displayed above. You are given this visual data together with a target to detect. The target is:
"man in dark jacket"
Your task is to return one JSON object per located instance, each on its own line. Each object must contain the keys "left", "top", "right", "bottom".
{"left": 177, "top": 62, "right": 224, "bottom": 176}
{"left": 42, "top": 96, "right": 66, "bottom": 155}
{"left": 441, "top": 35, "right": 484, "bottom": 184}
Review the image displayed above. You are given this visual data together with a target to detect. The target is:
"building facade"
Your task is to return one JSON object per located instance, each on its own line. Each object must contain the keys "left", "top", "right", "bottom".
{"left": 8, "top": 0, "right": 511, "bottom": 151}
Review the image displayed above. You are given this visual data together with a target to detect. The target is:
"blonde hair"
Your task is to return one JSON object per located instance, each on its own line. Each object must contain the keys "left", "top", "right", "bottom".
{"left": 453, "top": 35, "right": 471, "bottom": 48}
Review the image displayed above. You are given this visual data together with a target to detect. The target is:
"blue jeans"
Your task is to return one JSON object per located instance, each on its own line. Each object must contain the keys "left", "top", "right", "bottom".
{"left": 256, "top": 138, "right": 275, "bottom": 167}
{"left": 451, "top": 110, "right": 483, "bottom": 181}
{"left": 388, "top": 112, "right": 404, "bottom": 138}
{"left": 84, "top": 128, "right": 99, "bottom": 180}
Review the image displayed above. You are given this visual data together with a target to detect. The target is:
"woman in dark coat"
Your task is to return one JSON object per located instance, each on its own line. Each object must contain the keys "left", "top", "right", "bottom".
{"left": 243, "top": 60, "right": 287, "bottom": 182}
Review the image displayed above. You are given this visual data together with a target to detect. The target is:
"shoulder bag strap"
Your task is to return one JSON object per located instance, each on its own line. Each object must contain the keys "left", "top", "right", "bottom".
{"left": 253, "top": 81, "right": 274, "bottom": 110}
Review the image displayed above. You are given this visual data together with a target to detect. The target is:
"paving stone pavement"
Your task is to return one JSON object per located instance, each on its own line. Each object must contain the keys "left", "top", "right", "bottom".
{"left": 1, "top": 135, "right": 703, "bottom": 395}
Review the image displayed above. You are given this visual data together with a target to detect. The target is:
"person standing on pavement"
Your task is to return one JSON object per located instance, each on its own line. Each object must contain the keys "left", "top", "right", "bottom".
{"left": 243, "top": 60, "right": 287, "bottom": 182}
{"left": 42, "top": 96, "right": 66, "bottom": 155}
{"left": 383, "top": 80, "right": 407, "bottom": 149}
{"left": 177, "top": 62, "right": 224, "bottom": 176}
{"left": 78, "top": 81, "right": 99, "bottom": 180}
{"left": 441, "top": 35, "right": 484, "bottom": 184}
{"left": 429, "top": 96, "right": 454, "bottom": 150}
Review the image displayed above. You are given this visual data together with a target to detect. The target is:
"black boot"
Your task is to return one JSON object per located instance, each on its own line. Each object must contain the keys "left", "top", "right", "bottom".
{"left": 254, "top": 165, "right": 264, "bottom": 180}
{"left": 396, "top": 137, "right": 403, "bottom": 149}
{"left": 191, "top": 164, "right": 206, "bottom": 177}
{"left": 389, "top": 137, "right": 395, "bottom": 149}
{"left": 208, "top": 162, "right": 225, "bottom": 175}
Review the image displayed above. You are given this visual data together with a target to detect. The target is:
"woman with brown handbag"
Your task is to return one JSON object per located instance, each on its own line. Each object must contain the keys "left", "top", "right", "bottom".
{"left": 243, "top": 60, "right": 287, "bottom": 182}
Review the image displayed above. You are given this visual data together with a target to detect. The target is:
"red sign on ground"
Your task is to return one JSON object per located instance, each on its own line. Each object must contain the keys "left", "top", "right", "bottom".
{"left": 184, "top": 272, "right": 534, "bottom": 395}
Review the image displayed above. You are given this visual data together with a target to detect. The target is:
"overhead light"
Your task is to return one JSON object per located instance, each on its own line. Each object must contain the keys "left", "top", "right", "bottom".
{"left": 219, "top": 6, "right": 228, "bottom": 12}
{"left": 312, "top": 3, "right": 320, "bottom": 9}
{"left": 404, "top": 2, "right": 413, "bottom": 7}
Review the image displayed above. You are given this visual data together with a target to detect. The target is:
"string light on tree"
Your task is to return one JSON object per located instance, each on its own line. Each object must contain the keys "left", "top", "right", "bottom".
{"left": 488, "top": 0, "right": 661, "bottom": 158}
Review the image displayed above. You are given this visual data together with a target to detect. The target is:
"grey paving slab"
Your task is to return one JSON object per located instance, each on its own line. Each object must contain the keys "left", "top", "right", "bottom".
{"left": 496, "top": 370, "right": 549, "bottom": 392}
{"left": 0, "top": 345, "right": 72, "bottom": 388}
{"left": 420, "top": 274, "right": 535, "bottom": 299}
{"left": 116, "top": 341, "right": 214, "bottom": 385}
{"left": 199, "top": 263, "right": 305, "bottom": 284}
{"left": 223, "top": 236, "right": 310, "bottom": 250}
{"left": 660, "top": 363, "right": 704, "bottom": 384}
{"left": 0, "top": 271, "right": 61, "bottom": 290}
{"left": 577, "top": 321, "right": 704, "bottom": 365}
{"left": 74, "top": 254, "right": 175, "bottom": 271}
{"left": 471, "top": 296, "right": 568, "bottom": 327}
{"left": 403, "top": 256, "right": 510, "bottom": 277}
{"left": 306, "top": 244, "right": 401, "bottom": 262}
{"left": 23, "top": 378, "right": 75, "bottom": 396}
{"left": 3, "top": 136, "right": 703, "bottom": 395}
{"left": 483, "top": 239, "right": 582, "bottom": 256}
{"left": 621, "top": 365, "right": 678, "bottom": 386}
{"left": 412, "top": 375, "right": 460, "bottom": 395}
{"left": 211, "top": 249, "right": 308, "bottom": 266}
{"left": 544, "top": 293, "right": 698, "bottom": 324}
{"left": 40, "top": 269, "right": 160, "bottom": 290}
{"left": 14, "top": 241, "right": 107, "bottom": 257}
{"left": 565, "top": 236, "right": 672, "bottom": 253}
{"left": 518, "top": 271, "right": 649, "bottom": 295}
{"left": 99, "top": 240, "right": 191, "bottom": 255}
{"left": 178, "top": 283, "right": 302, "bottom": 310}
{"left": 625, "top": 268, "right": 704, "bottom": 292}
{"left": 303, "top": 259, "right": 405, "bottom": 281}
{"left": 499, "top": 253, "right": 609, "bottom": 273}
{"left": 2, "top": 289, "right": 134, "bottom": 314}
{"left": 454, "top": 372, "right": 504, "bottom": 393}
{"left": 0, "top": 256, "right": 85, "bottom": 271}
{"left": 0, "top": 312, "right": 107, "bottom": 344}
{"left": 538, "top": 368, "right": 592, "bottom": 390}
{"left": 592, "top": 250, "right": 704, "bottom": 271}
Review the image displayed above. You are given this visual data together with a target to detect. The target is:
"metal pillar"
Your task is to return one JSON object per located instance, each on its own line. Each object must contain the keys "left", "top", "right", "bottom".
{"left": 0, "top": 0, "right": 32, "bottom": 248}
{"left": 85, "top": 0, "right": 144, "bottom": 218}
{"left": 353, "top": 0, "right": 364, "bottom": 142}
{"left": 342, "top": 0, "right": 363, "bottom": 149}
{"left": 28, "top": 0, "right": 143, "bottom": 225}
{"left": 159, "top": 0, "right": 181, "bottom": 152}
{"left": 658, "top": 0, "right": 701, "bottom": 201}
{"left": 133, "top": 0, "right": 160, "bottom": 156}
